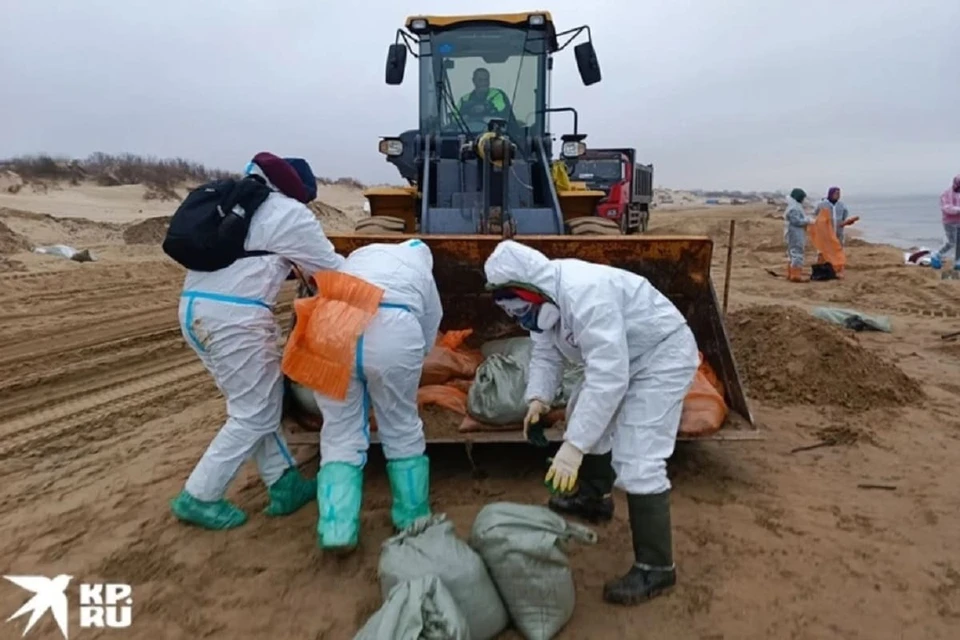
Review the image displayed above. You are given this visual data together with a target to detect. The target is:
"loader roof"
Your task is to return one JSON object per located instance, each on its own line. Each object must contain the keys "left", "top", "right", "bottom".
{"left": 404, "top": 11, "right": 559, "bottom": 50}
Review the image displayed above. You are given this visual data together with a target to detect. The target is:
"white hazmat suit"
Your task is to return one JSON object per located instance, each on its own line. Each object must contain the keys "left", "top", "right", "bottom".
{"left": 484, "top": 239, "right": 698, "bottom": 605}
{"left": 175, "top": 185, "right": 344, "bottom": 529}
{"left": 484, "top": 240, "right": 698, "bottom": 494}
{"left": 312, "top": 239, "right": 441, "bottom": 551}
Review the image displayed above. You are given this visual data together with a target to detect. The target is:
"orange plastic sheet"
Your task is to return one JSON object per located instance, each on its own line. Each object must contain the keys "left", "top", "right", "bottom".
{"left": 282, "top": 271, "right": 384, "bottom": 401}
{"left": 679, "top": 352, "right": 728, "bottom": 437}
{"left": 807, "top": 204, "right": 846, "bottom": 270}
{"left": 417, "top": 385, "right": 468, "bottom": 414}
{"left": 420, "top": 329, "right": 485, "bottom": 386}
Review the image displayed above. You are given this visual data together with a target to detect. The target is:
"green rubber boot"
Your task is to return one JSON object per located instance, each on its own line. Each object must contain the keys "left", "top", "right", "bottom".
{"left": 386, "top": 455, "right": 431, "bottom": 531}
{"left": 170, "top": 490, "right": 248, "bottom": 530}
{"left": 316, "top": 462, "right": 364, "bottom": 552}
{"left": 264, "top": 467, "right": 317, "bottom": 516}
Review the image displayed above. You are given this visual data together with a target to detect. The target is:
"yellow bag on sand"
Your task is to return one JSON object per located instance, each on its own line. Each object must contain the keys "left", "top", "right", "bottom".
{"left": 282, "top": 271, "right": 384, "bottom": 401}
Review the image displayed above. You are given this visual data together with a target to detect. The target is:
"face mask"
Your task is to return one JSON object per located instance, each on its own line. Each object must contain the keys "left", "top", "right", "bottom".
{"left": 517, "top": 302, "right": 560, "bottom": 333}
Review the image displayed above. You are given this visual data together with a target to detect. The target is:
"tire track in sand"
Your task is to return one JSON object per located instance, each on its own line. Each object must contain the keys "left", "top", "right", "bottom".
{"left": 0, "top": 357, "right": 210, "bottom": 461}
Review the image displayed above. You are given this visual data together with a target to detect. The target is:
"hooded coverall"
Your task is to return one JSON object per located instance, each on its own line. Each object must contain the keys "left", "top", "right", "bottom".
{"left": 171, "top": 160, "right": 345, "bottom": 530}
{"left": 784, "top": 193, "right": 813, "bottom": 281}
{"left": 484, "top": 239, "right": 698, "bottom": 605}
{"left": 312, "top": 239, "right": 442, "bottom": 551}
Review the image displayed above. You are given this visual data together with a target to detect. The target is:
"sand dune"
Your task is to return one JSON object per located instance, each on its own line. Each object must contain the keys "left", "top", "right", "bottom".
{"left": 0, "top": 184, "right": 958, "bottom": 639}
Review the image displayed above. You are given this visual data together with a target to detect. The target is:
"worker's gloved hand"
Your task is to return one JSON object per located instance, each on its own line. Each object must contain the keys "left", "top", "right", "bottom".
{"left": 544, "top": 441, "right": 584, "bottom": 494}
{"left": 841, "top": 216, "right": 860, "bottom": 227}
{"left": 523, "top": 399, "right": 550, "bottom": 446}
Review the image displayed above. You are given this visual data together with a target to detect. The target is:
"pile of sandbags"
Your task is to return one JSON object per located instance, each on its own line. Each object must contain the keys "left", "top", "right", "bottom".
{"left": 415, "top": 331, "right": 729, "bottom": 437}
{"left": 372, "top": 514, "right": 509, "bottom": 640}
{"left": 356, "top": 504, "right": 597, "bottom": 640}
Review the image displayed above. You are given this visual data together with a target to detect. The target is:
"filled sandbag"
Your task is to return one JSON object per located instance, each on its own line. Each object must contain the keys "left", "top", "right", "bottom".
{"left": 469, "top": 502, "right": 597, "bottom": 640}
{"left": 468, "top": 338, "right": 584, "bottom": 425}
{"left": 354, "top": 575, "right": 471, "bottom": 640}
{"left": 467, "top": 353, "right": 527, "bottom": 425}
{"left": 379, "top": 514, "right": 508, "bottom": 640}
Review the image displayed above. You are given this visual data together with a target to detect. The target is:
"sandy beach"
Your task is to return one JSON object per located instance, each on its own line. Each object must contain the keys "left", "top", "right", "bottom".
{"left": 1, "top": 179, "right": 958, "bottom": 640}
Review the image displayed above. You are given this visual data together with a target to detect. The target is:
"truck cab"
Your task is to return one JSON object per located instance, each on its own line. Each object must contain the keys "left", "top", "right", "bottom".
{"left": 570, "top": 148, "right": 653, "bottom": 233}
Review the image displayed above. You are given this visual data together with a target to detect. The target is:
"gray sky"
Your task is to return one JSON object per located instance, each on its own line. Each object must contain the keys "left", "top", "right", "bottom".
{"left": 1, "top": 0, "right": 957, "bottom": 196}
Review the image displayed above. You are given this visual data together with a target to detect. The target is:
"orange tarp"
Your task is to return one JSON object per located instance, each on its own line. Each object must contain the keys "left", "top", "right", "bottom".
{"left": 282, "top": 271, "right": 384, "bottom": 401}
{"left": 678, "top": 352, "right": 728, "bottom": 437}
{"left": 807, "top": 204, "right": 846, "bottom": 270}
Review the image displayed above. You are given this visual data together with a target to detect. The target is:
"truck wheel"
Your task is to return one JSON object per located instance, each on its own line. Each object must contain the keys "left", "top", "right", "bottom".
{"left": 566, "top": 216, "right": 623, "bottom": 236}
{"left": 354, "top": 216, "right": 406, "bottom": 234}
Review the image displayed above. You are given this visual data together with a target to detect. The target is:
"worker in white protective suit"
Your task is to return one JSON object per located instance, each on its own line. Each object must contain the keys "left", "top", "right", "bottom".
{"left": 484, "top": 239, "right": 699, "bottom": 606}
{"left": 170, "top": 152, "right": 345, "bottom": 530}
{"left": 311, "top": 239, "right": 442, "bottom": 552}
{"left": 784, "top": 187, "right": 813, "bottom": 282}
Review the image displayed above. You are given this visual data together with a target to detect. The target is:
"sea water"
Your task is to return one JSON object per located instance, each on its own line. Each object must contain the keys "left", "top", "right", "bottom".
{"left": 842, "top": 194, "right": 948, "bottom": 251}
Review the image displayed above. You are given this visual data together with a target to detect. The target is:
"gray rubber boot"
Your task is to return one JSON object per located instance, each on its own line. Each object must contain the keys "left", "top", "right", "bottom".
{"left": 547, "top": 452, "right": 615, "bottom": 523}
{"left": 602, "top": 490, "right": 677, "bottom": 605}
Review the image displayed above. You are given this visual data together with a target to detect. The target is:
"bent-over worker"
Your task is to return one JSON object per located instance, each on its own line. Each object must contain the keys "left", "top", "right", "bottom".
{"left": 784, "top": 187, "right": 813, "bottom": 282}
{"left": 484, "top": 239, "right": 699, "bottom": 606}
{"left": 170, "top": 152, "right": 345, "bottom": 530}
{"left": 309, "top": 239, "right": 442, "bottom": 552}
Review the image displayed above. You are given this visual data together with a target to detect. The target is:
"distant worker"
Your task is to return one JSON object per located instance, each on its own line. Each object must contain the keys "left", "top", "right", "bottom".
{"left": 457, "top": 67, "right": 512, "bottom": 122}
{"left": 484, "top": 240, "right": 699, "bottom": 606}
{"left": 169, "top": 152, "right": 345, "bottom": 530}
{"left": 784, "top": 188, "right": 814, "bottom": 282}
{"left": 818, "top": 186, "right": 857, "bottom": 246}
{"left": 287, "top": 239, "right": 442, "bottom": 553}
{"left": 930, "top": 174, "right": 960, "bottom": 271}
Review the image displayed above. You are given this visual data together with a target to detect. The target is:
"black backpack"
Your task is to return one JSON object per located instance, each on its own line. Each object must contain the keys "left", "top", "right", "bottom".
{"left": 162, "top": 175, "right": 273, "bottom": 271}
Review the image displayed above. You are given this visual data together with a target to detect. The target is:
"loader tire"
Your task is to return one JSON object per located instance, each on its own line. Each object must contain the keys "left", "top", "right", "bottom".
{"left": 354, "top": 216, "right": 406, "bottom": 235}
{"left": 567, "top": 216, "right": 623, "bottom": 236}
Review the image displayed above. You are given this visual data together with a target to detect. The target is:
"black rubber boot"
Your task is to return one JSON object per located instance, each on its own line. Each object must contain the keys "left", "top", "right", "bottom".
{"left": 603, "top": 490, "right": 677, "bottom": 605}
{"left": 547, "top": 452, "right": 615, "bottom": 523}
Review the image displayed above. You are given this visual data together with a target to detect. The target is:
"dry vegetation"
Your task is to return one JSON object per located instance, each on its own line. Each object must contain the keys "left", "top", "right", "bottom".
{"left": 0, "top": 153, "right": 367, "bottom": 202}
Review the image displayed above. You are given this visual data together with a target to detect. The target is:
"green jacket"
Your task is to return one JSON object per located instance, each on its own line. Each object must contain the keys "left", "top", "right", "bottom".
{"left": 456, "top": 88, "right": 509, "bottom": 116}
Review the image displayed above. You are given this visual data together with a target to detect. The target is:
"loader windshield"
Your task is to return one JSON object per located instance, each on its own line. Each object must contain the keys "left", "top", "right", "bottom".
{"left": 419, "top": 25, "right": 547, "bottom": 137}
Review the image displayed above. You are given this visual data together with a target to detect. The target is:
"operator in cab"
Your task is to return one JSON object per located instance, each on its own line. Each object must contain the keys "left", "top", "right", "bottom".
{"left": 457, "top": 67, "right": 512, "bottom": 123}
{"left": 484, "top": 239, "right": 699, "bottom": 607}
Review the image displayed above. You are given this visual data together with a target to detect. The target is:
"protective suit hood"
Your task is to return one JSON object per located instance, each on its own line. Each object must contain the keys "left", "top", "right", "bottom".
{"left": 953, "top": 174, "right": 960, "bottom": 192}
{"left": 484, "top": 240, "right": 558, "bottom": 301}
{"left": 399, "top": 238, "right": 433, "bottom": 271}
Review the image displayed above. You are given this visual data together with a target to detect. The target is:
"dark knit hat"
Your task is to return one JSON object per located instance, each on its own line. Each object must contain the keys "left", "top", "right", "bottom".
{"left": 790, "top": 188, "right": 807, "bottom": 203}
{"left": 284, "top": 157, "right": 318, "bottom": 203}
{"left": 251, "top": 151, "right": 309, "bottom": 204}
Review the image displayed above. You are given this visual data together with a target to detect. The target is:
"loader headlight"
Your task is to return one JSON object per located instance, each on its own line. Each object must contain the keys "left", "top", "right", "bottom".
{"left": 409, "top": 19, "right": 428, "bottom": 33}
{"left": 378, "top": 138, "right": 404, "bottom": 156}
{"left": 561, "top": 141, "right": 586, "bottom": 157}
{"left": 528, "top": 14, "right": 545, "bottom": 26}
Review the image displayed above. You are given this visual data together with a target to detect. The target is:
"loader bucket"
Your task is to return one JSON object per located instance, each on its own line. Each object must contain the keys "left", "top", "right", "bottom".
{"left": 281, "top": 234, "right": 758, "bottom": 448}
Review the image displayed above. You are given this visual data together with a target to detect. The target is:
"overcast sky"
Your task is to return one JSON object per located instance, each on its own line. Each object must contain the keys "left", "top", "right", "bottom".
{"left": 1, "top": 0, "right": 957, "bottom": 196}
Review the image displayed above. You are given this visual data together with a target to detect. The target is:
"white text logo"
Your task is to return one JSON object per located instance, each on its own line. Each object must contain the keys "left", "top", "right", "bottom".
{"left": 4, "top": 575, "right": 133, "bottom": 639}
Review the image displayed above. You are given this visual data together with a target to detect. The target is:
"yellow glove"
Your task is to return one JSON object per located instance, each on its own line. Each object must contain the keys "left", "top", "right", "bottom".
{"left": 545, "top": 441, "right": 584, "bottom": 493}
{"left": 522, "top": 399, "right": 550, "bottom": 440}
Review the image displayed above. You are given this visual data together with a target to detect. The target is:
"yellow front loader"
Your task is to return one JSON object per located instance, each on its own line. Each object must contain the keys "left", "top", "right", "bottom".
{"left": 282, "top": 12, "right": 757, "bottom": 448}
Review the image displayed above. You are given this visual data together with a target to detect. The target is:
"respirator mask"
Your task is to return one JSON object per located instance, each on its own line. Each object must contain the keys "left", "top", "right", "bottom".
{"left": 494, "top": 297, "right": 560, "bottom": 333}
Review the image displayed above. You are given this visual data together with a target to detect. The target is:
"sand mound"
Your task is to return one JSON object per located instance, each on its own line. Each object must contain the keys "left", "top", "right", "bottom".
{"left": 727, "top": 304, "right": 924, "bottom": 410}
{"left": 0, "top": 219, "right": 31, "bottom": 253}
{"left": 123, "top": 216, "right": 170, "bottom": 245}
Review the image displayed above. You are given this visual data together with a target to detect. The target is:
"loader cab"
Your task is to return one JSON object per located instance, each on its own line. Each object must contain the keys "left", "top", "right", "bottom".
{"left": 369, "top": 12, "right": 605, "bottom": 235}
